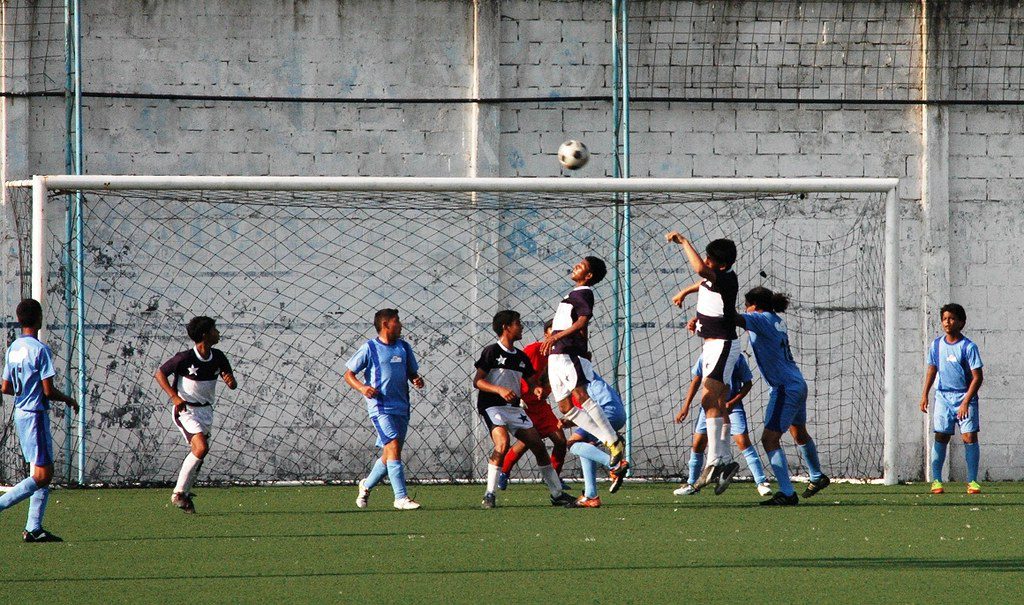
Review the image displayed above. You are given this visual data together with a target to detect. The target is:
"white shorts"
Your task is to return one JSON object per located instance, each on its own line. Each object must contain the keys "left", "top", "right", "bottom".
{"left": 173, "top": 405, "right": 213, "bottom": 442}
{"left": 548, "top": 353, "right": 595, "bottom": 402}
{"left": 481, "top": 405, "right": 535, "bottom": 433}
{"left": 701, "top": 339, "right": 739, "bottom": 388}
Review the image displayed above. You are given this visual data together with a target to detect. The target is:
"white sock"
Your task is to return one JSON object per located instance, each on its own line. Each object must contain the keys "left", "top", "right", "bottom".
{"left": 486, "top": 463, "right": 500, "bottom": 494}
{"left": 539, "top": 464, "right": 562, "bottom": 497}
{"left": 705, "top": 417, "right": 724, "bottom": 466}
{"left": 562, "top": 406, "right": 611, "bottom": 444}
{"left": 580, "top": 398, "right": 618, "bottom": 444}
{"left": 175, "top": 453, "right": 203, "bottom": 494}
{"left": 720, "top": 421, "right": 734, "bottom": 463}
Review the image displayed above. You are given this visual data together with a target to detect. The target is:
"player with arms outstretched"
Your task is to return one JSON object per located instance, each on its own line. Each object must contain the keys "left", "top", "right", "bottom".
{"left": 666, "top": 232, "right": 741, "bottom": 493}
{"left": 920, "top": 303, "right": 983, "bottom": 495}
{"left": 542, "top": 256, "right": 627, "bottom": 474}
{"left": 345, "top": 308, "right": 425, "bottom": 511}
{"left": 155, "top": 315, "right": 237, "bottom": 514}
{"left": 474, "top": 310, "right": 576, "bottom": 509}
{"left": 0, "top": 299, "right": 79, "bottom": 542}
{"left": 722, "top": 286, "right": 829, "bottom": 506}
{"left": 673, "top": 352, "right": 771, "bottom": 497}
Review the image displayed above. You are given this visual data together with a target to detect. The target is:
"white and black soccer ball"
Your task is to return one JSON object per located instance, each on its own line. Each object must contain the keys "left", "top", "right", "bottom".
{"left": 558, "top": 140, "right": 589, "bottom": 170}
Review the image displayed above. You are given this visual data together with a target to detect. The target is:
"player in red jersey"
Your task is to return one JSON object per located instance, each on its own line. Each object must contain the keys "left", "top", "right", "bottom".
{"left": 497, "top": 320, "right": 568, "bottom": 490}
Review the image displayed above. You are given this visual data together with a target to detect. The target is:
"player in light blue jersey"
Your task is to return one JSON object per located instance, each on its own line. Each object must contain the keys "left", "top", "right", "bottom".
{"left": 728, "top": 287, "right": 830, "bottom": 506}
{"left": 565, "top": 359, "right": 629, "bottom": 507}
{"left": 919, "top": 303, "right": 983, "bottom": 495}
{"left": 672, "top": 353, "right": 771, "bottom": 498}
{"left": 345, "top": 308, "right": 425, "bottom": 511}
{"left": 0, "top": 299, "right": 78, "bottom": 542}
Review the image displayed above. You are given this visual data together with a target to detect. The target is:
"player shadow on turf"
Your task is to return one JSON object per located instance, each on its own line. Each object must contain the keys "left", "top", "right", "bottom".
{"left": 72, "top": 529, "right": 477, "bottom": 544}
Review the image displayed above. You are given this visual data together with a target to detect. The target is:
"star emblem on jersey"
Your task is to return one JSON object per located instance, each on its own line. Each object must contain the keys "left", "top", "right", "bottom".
{"left": 187, "top": 364, "right": 198, "bottom": 376}
{"left": 497, "top": 355, "right": 507, "bottom": 365}
{"left": 695, "top": 320, "right": 703, "bottom": 333}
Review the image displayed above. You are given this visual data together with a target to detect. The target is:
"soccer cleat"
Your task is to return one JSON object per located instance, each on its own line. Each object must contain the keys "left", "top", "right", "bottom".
{"left": 802, "top": 475, "right": 831, "bottom": 498}
{"left": 393, "top": 497, "right": 421, "bottom": 510}
{"left": 496, "top": 472, "right": 509, "bottom": 491}
{"left": 550, "top": 492, "right": 577, "bottom": 507}
{"left": 930, "top": 480, "right": 944, "bottom": 494}
{"left": 608, "top": 459, "right": 629, "bottom": 494}
{"left": 757, "top": 482, "right": 774, "bottom": 497}
{"left": 694, "top": 461, "right": 721, "bottom": 490}
{"left": 171, "top": 491, "right": 196, "bottom": 514}
{"left": 559, "top": 479, "right": 573, "bottom": 492}
{"left": 575, "top": 495, "right": 602, "bottom": 508}
{"left": 482, "top": 492, "right": 496, "bottom": 509}
{"left": 760, "top": 491, "right": 799, "bottom": 506}
{"left": 607, "top": 435, "right": 626, "bottom": 467}
{"left": 673, "top": 483, "right": 700, "bottom": 496}
{"left": 355, "top": 479, "right": 370, "bottom": 509}
{"left": 967, "top": 481, "right": 982, "bottom": 494}
{"left": 714, "top": 461, "right": 740, "bottom": 495}
{"left": 23, "top": 528, "right": 63, "bottom": 543}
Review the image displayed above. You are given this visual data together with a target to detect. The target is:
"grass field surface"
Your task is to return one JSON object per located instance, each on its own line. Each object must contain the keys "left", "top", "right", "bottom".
{"left": 1, "top": 482, "right": 1020, "bottom": 604}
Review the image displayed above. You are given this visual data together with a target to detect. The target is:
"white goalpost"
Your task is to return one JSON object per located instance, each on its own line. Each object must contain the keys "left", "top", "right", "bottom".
{"left": 7, "top": 175, "right": 900, "bottom": 486}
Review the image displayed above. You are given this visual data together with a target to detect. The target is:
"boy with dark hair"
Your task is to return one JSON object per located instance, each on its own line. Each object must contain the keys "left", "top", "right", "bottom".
{"left": 346, "top": 308, "right": 425, "bottom": 510}
{"left": 496, "top": 319, "right": 569, "bottom": 491}
{"left": 542, "top": 257, "right": 627, "bottom": 471}
{"left": 0, "top": 299, "right": 78, "bottom": 542}
{"left": 155, "top": 315, "right": 237, "bottom": 513}
{"left": 475, "top": 310, "right": 576, "bottom": 508}
{"left": 920, "top": 303, "right": 984, "bottom": 494}
{"left": 667, "top": 232, "right": 741, "bottom": 494}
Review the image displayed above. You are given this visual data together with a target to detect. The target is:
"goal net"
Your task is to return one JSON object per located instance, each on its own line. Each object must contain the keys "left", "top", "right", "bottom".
{"left": 4, "top": 177, "right": 897, "bottom": 486}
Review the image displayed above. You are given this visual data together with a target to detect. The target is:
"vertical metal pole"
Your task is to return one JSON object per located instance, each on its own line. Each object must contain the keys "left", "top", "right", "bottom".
{"left": 610, "top": 0, "right": 622, "bottom": 390}
{"left": 72, "top": 0, "right": 87, "bottom": 485}
{"left": 620, "top": 0, "right": 633, "bottom": 460}
{"left": 62, "top": 0, "right": 76, "bottom": 481}
{"left": 882, "top": 187, "right": 899, "bottom": 485}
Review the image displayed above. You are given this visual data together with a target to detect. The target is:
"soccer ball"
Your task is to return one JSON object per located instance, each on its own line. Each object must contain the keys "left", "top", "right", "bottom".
{"left": 558, "top": 140, "right": 589, "bottom": 170}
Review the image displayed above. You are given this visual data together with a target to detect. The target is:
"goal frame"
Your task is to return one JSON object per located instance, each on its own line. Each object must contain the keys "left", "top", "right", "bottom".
{"left": 9, "top": 175, "right": 901, "bottom": 485}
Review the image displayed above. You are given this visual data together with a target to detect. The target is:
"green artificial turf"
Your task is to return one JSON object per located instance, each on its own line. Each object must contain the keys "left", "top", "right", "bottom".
{"left": 1, "top": 482, "right": 1020, "bottom": 604}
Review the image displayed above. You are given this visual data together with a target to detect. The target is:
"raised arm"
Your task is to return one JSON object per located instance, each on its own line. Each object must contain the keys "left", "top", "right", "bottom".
{"left": 665, "top": 232, "right": 715, "bottom": 281}
{"left": 671, "top": 281, "right": 702, "bottom": 308}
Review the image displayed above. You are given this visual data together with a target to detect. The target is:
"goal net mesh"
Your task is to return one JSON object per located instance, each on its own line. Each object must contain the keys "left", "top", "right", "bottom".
{"left": 4, "top": 185, "right": 885, "bottom": 485}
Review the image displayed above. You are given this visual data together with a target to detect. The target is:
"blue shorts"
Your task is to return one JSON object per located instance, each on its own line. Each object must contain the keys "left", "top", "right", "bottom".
{"left": 694, "top": 404, "right": 749, "bottom": 435}
{"left": 763, "top": 382, "right": 808, "bottom": 433}
{"left": 573, "top": 405, "right": 627, "bottom": 444}
{"left": 933, "top": 391, "right": 979, "bottom": 434}
{"left": 14, "top": 409, "right": 53, "bottom": 467}
{"left": 371, "top": 413, "right": 409, "bottom": 447}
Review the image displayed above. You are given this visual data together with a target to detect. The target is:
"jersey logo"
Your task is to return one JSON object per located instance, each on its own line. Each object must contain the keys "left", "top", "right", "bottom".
{"left": 187, "top": 364, "right": 198, "bottom": 376}
{"left": 8, "top": 347, "right": 28, "bottom": 363}
{"left": 497, "top": 355, "right": 507, "bottom": 365}
{"left": 774, "top": 320, "right": 788, "bottom": 333}
{"left": 946, "top": 354, "right": 958, "bottom": 363}
{"left": 390, "top": 355, "right": 403, "bottom": 363}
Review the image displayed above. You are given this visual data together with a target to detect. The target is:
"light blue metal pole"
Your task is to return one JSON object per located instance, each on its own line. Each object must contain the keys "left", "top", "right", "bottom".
{"left": 62, "top": 0, "right": 75, "bottom": 482}
{"left": 620, "top": 0, "right": 633, "bottom": 462}
{"left": 72, "top": 0, "right": 87, "bottom": 485}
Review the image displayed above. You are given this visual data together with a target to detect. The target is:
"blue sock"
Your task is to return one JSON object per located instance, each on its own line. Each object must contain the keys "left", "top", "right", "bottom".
{"left": 797, "top": 440, "right": 823, "bottom": 482}
{"left": 741, "top": 446, "right": 768, "bottom": 485}
{"left": 0, "top": 476, "right": 40, "bottom": 512}
{"left": 386, "top": 461, "right": 407, "bottom": 500}
{"left": 364, "top": 459, "right": 388, "bottom": 490}
{"left": 964, "top": 442, "right": 980, "bottom": 483}
{"left": 931, "top": 440, "right": 948, "bottom": 482}
{"left": 580, "top": 457, "right": 598, "bottom": 499}
{"left": 767, "top": 449, "right": 794, "bottom": 496}
{"left": 687, "top": 451, "right": 705, "bottom": 485}
{"left": 570, "top": 442, "right": 610, "bottom": 468}
{"left": 26, "top": 487, "right": 49, "bottom": 532}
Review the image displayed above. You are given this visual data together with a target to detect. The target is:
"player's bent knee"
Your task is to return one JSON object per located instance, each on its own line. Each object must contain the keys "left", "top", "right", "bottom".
{"left": 31, "top": 464, "right": 54, "bottom": 486}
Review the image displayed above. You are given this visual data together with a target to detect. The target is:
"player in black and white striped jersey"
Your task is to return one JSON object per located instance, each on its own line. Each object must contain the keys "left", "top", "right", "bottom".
{"left": 666, "top": 232, "right": 742, "bottom": 495}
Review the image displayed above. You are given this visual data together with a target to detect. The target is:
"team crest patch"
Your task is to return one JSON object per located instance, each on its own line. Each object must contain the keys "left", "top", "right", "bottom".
{"left": 946, "top": 354, "right": 957, "bottom": 363}
{"left": 391, "top": 355, "right": 403, "bottom": 363}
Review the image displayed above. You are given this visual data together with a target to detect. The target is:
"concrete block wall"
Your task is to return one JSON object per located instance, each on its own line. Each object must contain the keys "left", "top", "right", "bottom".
{"left": 3, "top": 0, "right": 1023, "bottom": 481}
